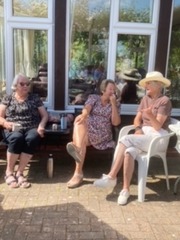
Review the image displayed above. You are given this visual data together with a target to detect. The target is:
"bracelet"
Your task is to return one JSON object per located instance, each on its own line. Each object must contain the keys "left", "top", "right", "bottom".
{"left": 135, "top": 126, "right": 142, "bottom": 131}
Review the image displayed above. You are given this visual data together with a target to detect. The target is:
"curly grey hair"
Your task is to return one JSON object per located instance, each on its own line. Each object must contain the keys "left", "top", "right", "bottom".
{"left": 11, "top": 73, "right": 30, "bottom": 91}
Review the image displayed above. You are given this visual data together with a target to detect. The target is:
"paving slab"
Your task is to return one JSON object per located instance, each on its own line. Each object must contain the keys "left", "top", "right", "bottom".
{"left": 0, "top": 148, "right": 180, "bottom": 240}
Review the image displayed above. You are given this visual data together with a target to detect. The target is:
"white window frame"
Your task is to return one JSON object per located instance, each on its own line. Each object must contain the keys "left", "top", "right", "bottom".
{"left": 107, "top": 0, "right": 160, "bottom": 115}
{"left": 4, "top": 0, "right": 55, "bottom": 109}
{"left": 65, "top": 0, "right": 161, "bottom": 113}
{"left": 5, "top": 0, "right": 54, "bottom": 23}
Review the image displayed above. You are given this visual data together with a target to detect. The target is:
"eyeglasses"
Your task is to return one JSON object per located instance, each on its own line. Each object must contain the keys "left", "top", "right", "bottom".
{"left": 19, "top": 82, "right": 30, "bottom": 87}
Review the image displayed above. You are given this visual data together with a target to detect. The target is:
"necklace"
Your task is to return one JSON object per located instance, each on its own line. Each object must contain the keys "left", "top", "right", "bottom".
{"left": 14, "top": 93, "right": 27, "bottom": 102}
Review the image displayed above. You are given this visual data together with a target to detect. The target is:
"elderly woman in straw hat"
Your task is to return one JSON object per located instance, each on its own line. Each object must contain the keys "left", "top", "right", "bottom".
{"left": 94, "top": 71, "right": 172, "bottom": 205}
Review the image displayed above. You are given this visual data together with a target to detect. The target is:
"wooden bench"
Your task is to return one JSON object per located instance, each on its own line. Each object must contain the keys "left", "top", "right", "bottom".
{"left": 0, "top": 124, "right": 72, "bottom": 178}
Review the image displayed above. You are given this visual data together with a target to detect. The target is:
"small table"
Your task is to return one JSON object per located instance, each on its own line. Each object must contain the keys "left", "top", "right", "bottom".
{"left": 43, "top": 124, "right": 71, "bottom": 178}
{"left": 169, "top": 123, "right": 180, "bottom": 194}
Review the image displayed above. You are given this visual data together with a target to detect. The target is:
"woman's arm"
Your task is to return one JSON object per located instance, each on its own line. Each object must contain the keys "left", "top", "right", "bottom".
{"left": 0, "top": 105, "right": 13, "bottom": 130}
{"left": 37, "top": 106, "right": 49, "bottom": 137}
{"left": 110, "top": 95, "right": 121, "bottom": 126}
{"left": 75, "top": 104, "right": 92, "bottom": 124}
{"left": 133, "top": 111, "right": 143, "bottom": 134}
{"left": 134, "top": 106, "right": 167, "bottom": 132}
{"left": 142, "top": 106, "right": 167, "bottom": 131}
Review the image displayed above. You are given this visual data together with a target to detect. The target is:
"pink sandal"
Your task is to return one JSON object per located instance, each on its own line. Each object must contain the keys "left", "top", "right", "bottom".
{"left": 16, "top": 174, "right": 31, "bottom": 188}
{"left": 5, "top": 174, "right": 19, "bottom": 188}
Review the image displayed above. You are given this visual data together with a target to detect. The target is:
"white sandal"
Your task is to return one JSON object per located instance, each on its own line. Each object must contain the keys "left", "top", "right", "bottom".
{"left": 66, "top": 142, "right": 82, "bottom": 163}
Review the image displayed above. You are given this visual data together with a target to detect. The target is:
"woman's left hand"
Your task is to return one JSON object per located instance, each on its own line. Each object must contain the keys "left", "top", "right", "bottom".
{"left": 37, "top": 126, "right": 45, "bottom": 137}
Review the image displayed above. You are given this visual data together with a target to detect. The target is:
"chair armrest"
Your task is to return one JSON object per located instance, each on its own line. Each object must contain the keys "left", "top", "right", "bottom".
{"left": 170, "top": 117, "right": 179, "bottom": 124}
{"left": 118, "top": 125, "right": 135, "bottom": 141}
{"left": 147, "top": 132, "right": 175, "bottom": 158}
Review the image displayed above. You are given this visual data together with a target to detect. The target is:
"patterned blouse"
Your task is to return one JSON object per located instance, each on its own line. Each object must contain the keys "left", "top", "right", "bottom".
{"left": 1, "top": 93, "right": 44, "bottom": 130}
{"left": 85, "top": 94, "right": 121, "bottom": 150}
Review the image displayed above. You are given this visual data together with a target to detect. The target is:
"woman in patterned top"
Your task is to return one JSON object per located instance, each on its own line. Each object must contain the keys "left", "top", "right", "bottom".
{"left": 0, "top": 73, "right": 48, "bottom": 188}
{"left": 66, "top": 79, "right": 121, "bottom": 188}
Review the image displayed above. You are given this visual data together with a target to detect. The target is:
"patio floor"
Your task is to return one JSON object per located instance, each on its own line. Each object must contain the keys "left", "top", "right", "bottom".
{"left": 0, "top": 146, "right": 180, "bottom": 240}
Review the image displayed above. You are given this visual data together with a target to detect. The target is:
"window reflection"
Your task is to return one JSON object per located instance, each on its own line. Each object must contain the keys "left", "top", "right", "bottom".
{"left": 167, "top": 0, "right": 180, "bottom": 108}
{"left": 13, "top": 29, "right": 48, "bottom": 101}
{"left": 119, "top": 0, "right": 154, "bottom": 23}
{"left": 68, "top": 0, "right": 110, "bottom": 105}
{"left": 12, "top": 0, "right": 48, "bottom": 18}
{"left": 0, "top": 0, "right": 5, "bottom": 100}
{"left": 115, "top": 34, "right": 149, "bottom": 104}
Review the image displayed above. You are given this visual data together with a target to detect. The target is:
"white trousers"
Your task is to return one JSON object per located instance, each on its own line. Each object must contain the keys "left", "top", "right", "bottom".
{"left": 120, "top": 126, "right": 168, "bottom": 160}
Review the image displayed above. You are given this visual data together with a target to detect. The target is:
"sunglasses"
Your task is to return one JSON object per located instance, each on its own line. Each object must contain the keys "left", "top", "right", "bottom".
{"left": 19, "top": 82, "right": 30, "bottom": 87}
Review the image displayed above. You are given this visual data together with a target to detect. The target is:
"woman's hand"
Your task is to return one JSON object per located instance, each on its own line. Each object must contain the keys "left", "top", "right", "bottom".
{"left": 3, "top": 121, "right": 14, "bottom": 131}
{"left": 109, "top": 94, "right": 117, "bottom": 106}
{"left": 142, "top": 106, "right": 153, "bottom": 118}
{"left": 37, "top": 126, "right": 45, "bottom": 137}
{"left": 74, "top": 114, "right": 87, "bottom": 125}
{"left": 134, "top": 128, "right": 143, "bottom": 135}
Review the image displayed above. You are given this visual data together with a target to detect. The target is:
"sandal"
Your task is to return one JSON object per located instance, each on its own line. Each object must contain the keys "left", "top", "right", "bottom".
{"left": 5, "top": 174, "right": 19, "bottom": 188}
{"left": 16, "top": 174, "right": 31, "bottom": 188}
{"left": 67, "top": 174, "right": 83, "bottom": 188}
{"left": 66, "top": 142, "right": 82, "bottom": 163}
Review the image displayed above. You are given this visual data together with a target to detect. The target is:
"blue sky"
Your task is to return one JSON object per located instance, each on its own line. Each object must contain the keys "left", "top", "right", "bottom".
{"left": 87, "top": 0, "right": 180, "bottom": 14}
{"left": 175, "top": 0, "right": 180, "bottom": 7}
{"left": 89, "top": 0, "right": 152, "bottom": 12}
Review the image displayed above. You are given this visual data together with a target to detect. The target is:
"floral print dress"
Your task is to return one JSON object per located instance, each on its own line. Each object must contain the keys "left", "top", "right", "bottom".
{"left": 85, "top": 94, "right": 120, "bottom": 150}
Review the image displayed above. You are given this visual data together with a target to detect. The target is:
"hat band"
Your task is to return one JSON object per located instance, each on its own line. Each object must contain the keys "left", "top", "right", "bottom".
{"left": 124, "top": 73, "right": 139, "bottom": 79}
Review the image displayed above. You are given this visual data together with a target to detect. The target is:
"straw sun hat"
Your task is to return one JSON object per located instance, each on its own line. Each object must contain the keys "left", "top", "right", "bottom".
{"left": 139, "top": 71, "right": 171, "bottom": 88}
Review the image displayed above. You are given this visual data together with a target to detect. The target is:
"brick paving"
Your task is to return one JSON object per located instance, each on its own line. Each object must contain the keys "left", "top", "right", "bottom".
{"left": 0, "top": 148, "right": 180, "bottom": 240}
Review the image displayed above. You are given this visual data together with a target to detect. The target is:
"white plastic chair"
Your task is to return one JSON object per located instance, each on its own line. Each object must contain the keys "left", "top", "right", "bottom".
{"left": 112, "top": 120, "right": 176, "bottom": 202}
{"left": 169, "top": 118, "right": 180, "bottom": 194}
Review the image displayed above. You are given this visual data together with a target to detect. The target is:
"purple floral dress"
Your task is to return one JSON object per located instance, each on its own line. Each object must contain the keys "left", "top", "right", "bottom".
{"left": 85, "top": 94, "right": 120, "bottom": 150}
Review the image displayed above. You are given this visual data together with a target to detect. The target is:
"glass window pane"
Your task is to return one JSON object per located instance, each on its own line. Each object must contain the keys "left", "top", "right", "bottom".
{"left": 68, "top": 0, "right": 110, "bottom": 105}
{"left": 0, "top": 0, "right": 6, "bottom": 100}
{"left": 12, "top": 0, "right": 48, "bottom": 18}
{"left": 13, "top": 29, "right": 48, "bottom": 101}
{"left": 119, "top": 0, "right": 154, "bottom": 23}
{"left": 115, "top": 34, "right": 150, "bottom": 104}
{"left": 167, "top": 0, "right": 180, "bottom": 108}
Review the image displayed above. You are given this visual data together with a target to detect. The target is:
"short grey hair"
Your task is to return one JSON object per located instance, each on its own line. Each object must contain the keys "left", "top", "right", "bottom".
{"left": 11, "top": 73, "right": 30, "bottom": 91}
{"left": 151, "top": 81, "right": 164, "bottom": 88}
{"left": 100, "top": 79, "right": 116, "bottom": 93}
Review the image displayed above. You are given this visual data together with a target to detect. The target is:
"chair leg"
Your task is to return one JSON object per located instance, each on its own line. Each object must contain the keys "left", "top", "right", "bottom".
{"left": 162, "top": 156, "right": 170, "bottom": 190}
{"left": 174, "top": 176, "right": 180, "bottom": 194}
{"left": 137, "top": 160, "right": 148, "bottom": 202}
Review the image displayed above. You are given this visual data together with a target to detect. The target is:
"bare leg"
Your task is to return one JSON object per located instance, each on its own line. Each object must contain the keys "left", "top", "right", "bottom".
{"left": 67, "top": 120, "right": 89, "bottom": 188}
{"left": 16, "top": 152, "right": 32, "bottom": 188}
{"left": 5, "top": 151, "right": 19, "bottom": 188}
{"left": 6, "top": 151, "right": 19, "bottom": 175}
{"left": 16, "top": 152, "right": 33, "bottom": 175}
{"left": 122, "top": 152, "right": 134, "bottom": 191}
{"left": 108, "top": 143, "right": 126, "bottom": 179}
{"left": 72, "top": 119, "right": 88, "bottom": 153}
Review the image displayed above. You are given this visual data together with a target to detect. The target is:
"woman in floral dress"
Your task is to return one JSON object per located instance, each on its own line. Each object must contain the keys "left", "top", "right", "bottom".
{"left": 66, "top": 79, "right": 121, "bottom": 188}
